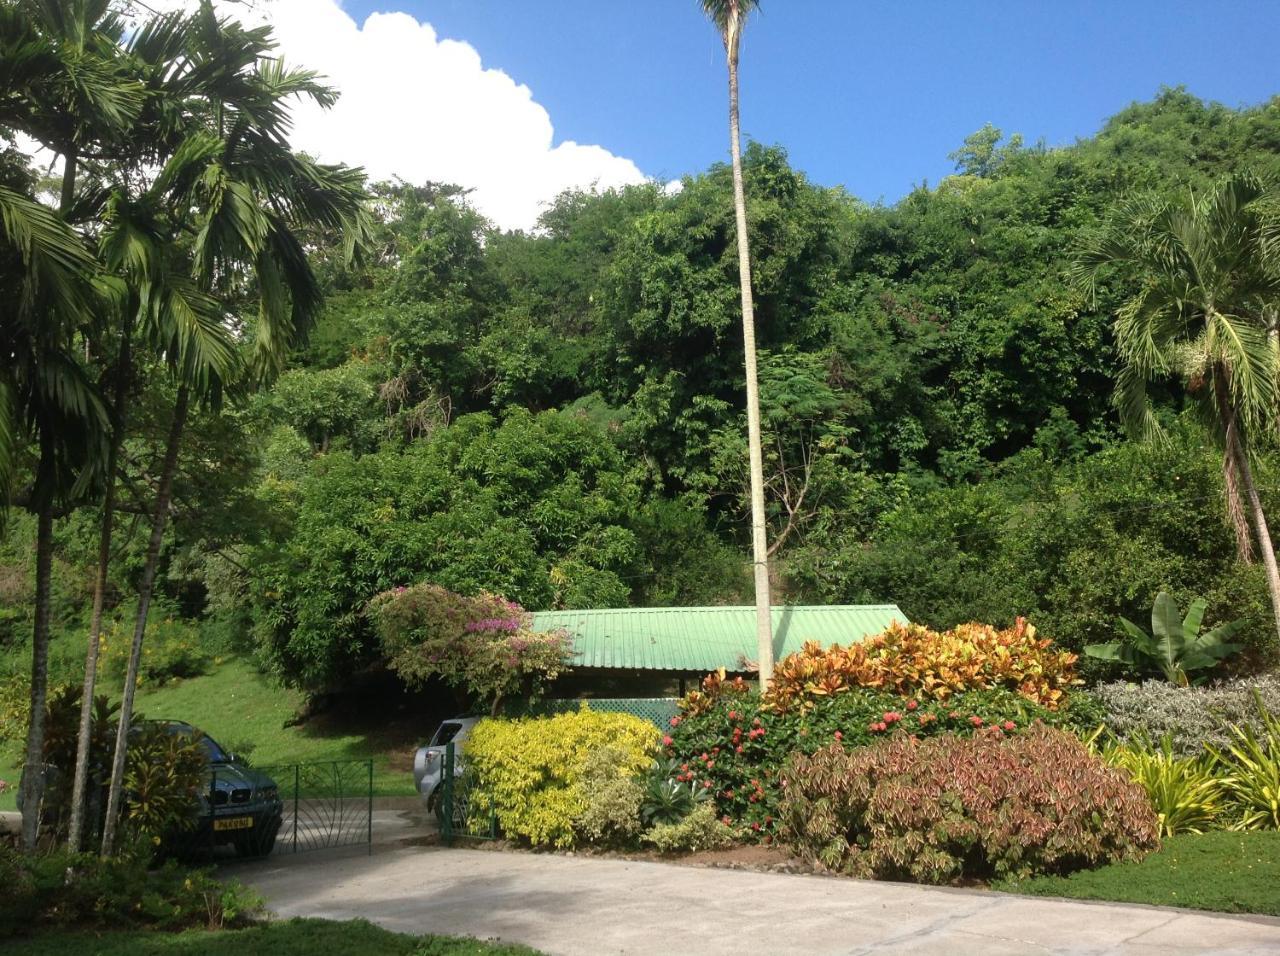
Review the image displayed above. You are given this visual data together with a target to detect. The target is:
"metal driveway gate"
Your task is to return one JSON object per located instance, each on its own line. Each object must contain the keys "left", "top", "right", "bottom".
{"left": 199, "top": 758, "right": 373, "bottom": 858}
{"left": 438, "top": 741, "right": 497, "bottom": 845}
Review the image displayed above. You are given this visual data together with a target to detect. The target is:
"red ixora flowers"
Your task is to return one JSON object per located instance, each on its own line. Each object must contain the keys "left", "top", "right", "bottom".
{"left": 834, "top": 730, "right": 843, "bottom": 741}
{"left": 670, "top": 716, "right": 682, "bottom": 728}
{"left": 906, "top": 699, "right": 919, "bottom": 711}
{"left": 1003, "top": 720, "right": 1016, "bottom": 731}
{"left": 662, "top": 735, "right": 674, "bottom": 746}
{"left": 970, "top": 716, "right": 984, "bottom": 727}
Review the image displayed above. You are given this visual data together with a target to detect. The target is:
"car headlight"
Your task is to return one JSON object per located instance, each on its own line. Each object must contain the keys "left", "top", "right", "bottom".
{"left": 259, "top": 786, "right": 279, "bottom": 802}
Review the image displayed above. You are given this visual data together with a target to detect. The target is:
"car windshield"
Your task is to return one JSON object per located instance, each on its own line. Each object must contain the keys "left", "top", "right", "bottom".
{"left": 199, "top": 734, "right": 231, "bottom": 763}
{"left": 431, "top": 722, "right": 463, "bottom": 746}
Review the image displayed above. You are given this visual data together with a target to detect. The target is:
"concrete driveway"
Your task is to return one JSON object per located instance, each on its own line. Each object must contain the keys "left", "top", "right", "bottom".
{"left": 232, "top": 835, "right": 1280, "bottom": 956}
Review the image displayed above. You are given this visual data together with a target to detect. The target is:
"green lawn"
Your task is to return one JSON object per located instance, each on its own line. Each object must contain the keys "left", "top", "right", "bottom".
{"left": 4, "top": 918, "right": 542, "bottom": 955}
{"left": 0, "top": 753, "right": 16, "bottom": 811}
{"left": 1, "top": 655, "right": 420, "bottom": 805}
{"left": 130, "top": 659, "right": 417, "bottom": 797}
{"left": 998, "top": 831, "right": 1280, "bottom": 916}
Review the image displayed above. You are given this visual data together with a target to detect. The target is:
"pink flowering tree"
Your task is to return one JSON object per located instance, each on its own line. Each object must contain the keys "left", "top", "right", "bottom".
{"left": 368, "top": 583, "right": 575, "bottom": 715}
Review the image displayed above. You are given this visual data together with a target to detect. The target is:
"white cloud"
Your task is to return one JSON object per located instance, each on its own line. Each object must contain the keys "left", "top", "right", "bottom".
{"left": 158, "top": 0, "right": 648, "bottom": 230}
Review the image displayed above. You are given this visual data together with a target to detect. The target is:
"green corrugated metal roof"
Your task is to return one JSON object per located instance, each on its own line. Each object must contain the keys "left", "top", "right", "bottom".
{"left": 530, "top": 605, "right": 907, "bottom": 673}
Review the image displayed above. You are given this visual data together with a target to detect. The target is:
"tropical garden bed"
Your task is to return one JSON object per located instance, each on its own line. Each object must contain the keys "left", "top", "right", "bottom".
{"left": 416, "top": 607, "right": 1280, "bottom": 918}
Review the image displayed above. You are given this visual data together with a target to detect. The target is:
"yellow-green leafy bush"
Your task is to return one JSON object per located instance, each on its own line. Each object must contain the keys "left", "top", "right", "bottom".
{"left": 466, "top": 709, "right": 657, "bottom": 847}
{"left": 642, "top": 802, "right": 737, "bottom": 853}
{"left": 1210, "top": 697, "right": 1280, "bottom": 830}
{"left": 1101, "top": 736, "right": 1228, "bottom": 836}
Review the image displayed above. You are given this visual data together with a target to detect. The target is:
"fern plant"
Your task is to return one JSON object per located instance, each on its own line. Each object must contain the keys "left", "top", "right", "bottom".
{"left": 1086, "top": 592, "right": 1244, "bottom": 685}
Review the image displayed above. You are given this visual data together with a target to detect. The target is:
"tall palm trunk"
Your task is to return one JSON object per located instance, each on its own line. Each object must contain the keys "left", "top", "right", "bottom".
{"left": 100, "top": 385, "right": 189, "bottom": 855}
{"left": 19, "top": 151, "right": 79, "bottom": 852}
{"left": 19, "top": 442, "right": 55, "bottom": 852}
{"left": 1217, "top": 373, "right": 1280, "bottom": 645}
{"left": 1231, "top": 437, "right": 1280, "bottom": 645}
{"left": 723, "top": 7, "right": 773, "bottom": 686}
{"left": 67, "top": 321, "right": 132, "bottom": 850}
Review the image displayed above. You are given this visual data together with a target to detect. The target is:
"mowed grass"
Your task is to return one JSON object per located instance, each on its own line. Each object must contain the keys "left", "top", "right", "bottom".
{"left": 1, "top": 650, "right": 421, "bottom": 803}
{"left": 5, "top": 918, "right": 542, "bottom": 955}
{"left": 998, "top": 831, "right": 1280, "bottom": 916}
{"left": 130, "top": 659, "right": 417, "bottom": 797}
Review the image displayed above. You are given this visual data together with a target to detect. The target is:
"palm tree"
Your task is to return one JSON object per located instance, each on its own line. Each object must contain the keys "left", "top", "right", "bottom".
{"left": 0, "top": 181, "right": 109, "bottom": 852}
{"left": 1075, "top": 174, "right": 1280, "bottom": 647}
{"left": 700, "top": 0, "right": 773, "bottom": 686}
{"left": 96, "top": 1, "right": 368, "bottom": 855}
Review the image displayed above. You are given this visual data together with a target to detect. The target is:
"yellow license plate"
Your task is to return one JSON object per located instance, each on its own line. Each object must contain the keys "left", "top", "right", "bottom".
{"left": 214, "top": 816, "right": 254, "bottom": 831}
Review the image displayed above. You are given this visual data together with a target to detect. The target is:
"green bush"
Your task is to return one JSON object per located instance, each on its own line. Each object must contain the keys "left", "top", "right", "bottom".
{"left": 101, "top": 610, "right": 210, "bottom": 688}
{"left": 466, "top": 709, "right": 656, "bottom": 847}
{"left": 1093, "top": 675, "right": 1280, "bottom": 755}
{"left": 666, "top": 683, "right": 1103, "bottom": 831}
{"left": 573, "top": 745, "right": 644, "bottom": 846}
{"left": 642, "top": 802, "right": 737, "bottom": 854}
{"left": 1100, "top": 736, "right": 1228, "bottom": 836}
{"left": 0, "top": 847, "right": 263, "bottom": 938}
{"left": 779, "top": 726, "right": 1159, "bottom": 883}
{"left": 1209, "top": 695, "right": 1280, "bottom": 830}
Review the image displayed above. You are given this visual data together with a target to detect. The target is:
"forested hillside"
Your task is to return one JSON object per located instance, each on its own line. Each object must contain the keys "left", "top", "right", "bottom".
{"left": 5, "top": 87, "right": 1280, "bottom": 693}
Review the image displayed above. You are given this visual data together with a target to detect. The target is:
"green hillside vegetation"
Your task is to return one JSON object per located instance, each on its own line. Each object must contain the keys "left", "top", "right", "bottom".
{"left": 4, "top": 85, "right": 1280, "bottom": 758}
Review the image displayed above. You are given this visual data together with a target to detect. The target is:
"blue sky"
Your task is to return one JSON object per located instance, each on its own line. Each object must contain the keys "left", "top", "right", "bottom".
{"left": 340, "top": 0, "right": 1279, "bottom": 203}
{"left": 236, "top": 0, "right": 1278, "bottom": 228}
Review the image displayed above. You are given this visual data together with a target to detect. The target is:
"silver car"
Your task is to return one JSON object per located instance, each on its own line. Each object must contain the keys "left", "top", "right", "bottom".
{"left": 412, "top": 716, "right": 480, "bottom": 815}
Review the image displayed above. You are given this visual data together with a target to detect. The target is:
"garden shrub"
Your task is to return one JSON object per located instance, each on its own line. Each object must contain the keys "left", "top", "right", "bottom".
{"left": 368, "top": 584, "right": 573, "bottom": 715}
{"left": 466, "top": 709, "right": 656, "bottom": 847}
{"left": 1208, "top": 696, "right": 1280, "bottom": 830}
{"left": 779, "top": 726, "right": 1159, "bottom": 883}
{"left": 667, "top": 681, "right": 1101, "bottom": 831}
{"left": 1093, "top": 675, "right": 1280, "bottom": 755}
{"left": 574, "top": 745, "right": 644, "bottom": 846}
{"left": 1100, "top": 737, "right": 1228, "bottom": 837}
{"left": 642, "top": 802, "right": 737, "bottom": 854}
{"left": 100, "top": 611, "right": 209, "bottom": 687}
{"left": 763, "top": 619, "right": 1078, "bottom": 714}
{"left": 0, "top": 847, "right": 263, "bottom": 938}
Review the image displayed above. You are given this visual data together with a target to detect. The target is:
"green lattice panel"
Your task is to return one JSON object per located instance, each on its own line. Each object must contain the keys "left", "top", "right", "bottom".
{"left": 528, "top": 697, "right": 680, "bottom": 728}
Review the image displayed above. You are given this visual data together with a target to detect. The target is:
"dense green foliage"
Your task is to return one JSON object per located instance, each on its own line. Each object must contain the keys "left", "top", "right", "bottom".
{"left": 5, "top": 84, "right": 1280, "bottom": 699}
{"left": 999, "top": 831, "right": 1280, "bottom": 916}
{"left": 0, "top": 848, "right": 263, "bottom": 938}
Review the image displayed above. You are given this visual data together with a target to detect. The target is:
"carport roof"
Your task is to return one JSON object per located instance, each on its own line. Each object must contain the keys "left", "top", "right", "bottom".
{"left": 530, "top": 604, "right": 906, "bottom": 673}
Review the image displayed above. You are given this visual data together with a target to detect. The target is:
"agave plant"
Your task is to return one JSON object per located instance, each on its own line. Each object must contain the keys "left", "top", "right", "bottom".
{"left": 1209, "top": 691, "right": 1280, "bottom": 831}
{"left": 1086, "top": 592, "right": 1244, "bottom": 686}
{"left": 638, "top": 758, "right": 709, "bottom": 827}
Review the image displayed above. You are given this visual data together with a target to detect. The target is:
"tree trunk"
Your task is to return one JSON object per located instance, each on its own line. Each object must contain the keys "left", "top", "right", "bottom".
{"left": 1231, "top": 435, "right": 1280, "bottom": 647}
{"left": 1224, "top": 452, "right": 1255, "bottom": 563}
{"left": 725, "top": 12, "right": 773, "bottom": 687}
{"left": 19, "top": 481, "right": 54, "bottom": 849}
{"left": 100, "top": 385, "right": 189, "bottom": 855}
{"left": 67, "top": 321, "right": 132, "bottom": 851}
{"left": 1217, "top": 370, "right": 1280, "bottom": 647}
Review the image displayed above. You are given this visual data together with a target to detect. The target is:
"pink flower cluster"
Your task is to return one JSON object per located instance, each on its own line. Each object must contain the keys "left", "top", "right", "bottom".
{"left": 465, "top": 617, "right": 522, "bottom": 633}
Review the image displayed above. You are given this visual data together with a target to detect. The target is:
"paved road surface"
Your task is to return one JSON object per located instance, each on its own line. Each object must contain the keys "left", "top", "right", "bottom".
{"left": 231, "top": 820, "right": 1280, "bottom": 956}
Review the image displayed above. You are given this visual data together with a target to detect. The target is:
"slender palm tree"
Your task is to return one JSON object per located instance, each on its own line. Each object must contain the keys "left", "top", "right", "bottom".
{"left": 700, "top": 0, "right": 773, "bottom": 686}
{"left": 0, "top": 181, "right": 109, "bottom": 851}
{"left": 97, "top": 1, "right": 369, "bottom": 855}
{"left": 1075, "top": 174, "right": 1280, "bottom": 647}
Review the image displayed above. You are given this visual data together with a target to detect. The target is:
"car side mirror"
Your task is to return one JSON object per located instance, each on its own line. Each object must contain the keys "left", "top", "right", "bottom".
{"left": 227, "top": 752, "right": 240, "bottom": 764}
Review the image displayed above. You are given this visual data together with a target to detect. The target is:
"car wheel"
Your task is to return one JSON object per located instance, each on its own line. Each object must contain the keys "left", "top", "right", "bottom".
{"left": 234, "top": 817, "right": 281, "bottom": 858}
